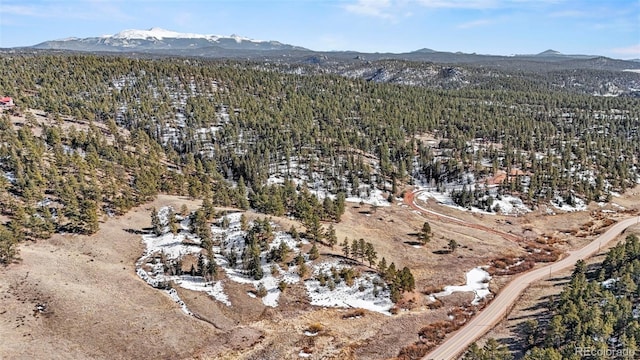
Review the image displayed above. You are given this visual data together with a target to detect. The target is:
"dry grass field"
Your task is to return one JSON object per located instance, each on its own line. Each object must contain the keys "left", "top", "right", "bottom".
{"left": 1, "top": 179, "right": 638, "bottom": 359}
{"left": 470, "top": 186, "right": 640, "bottom": 359}
{"left": 476, "top": 225, "right": 640, "bottom": 359}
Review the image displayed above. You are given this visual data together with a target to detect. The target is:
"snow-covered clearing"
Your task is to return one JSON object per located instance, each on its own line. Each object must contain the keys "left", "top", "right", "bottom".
{"left": 428, "top": 267, "right": 492, "bottom": 305}
{"left": 304, "top": 261, "right": 393, "bottom": 315}
{"left": 416, "top": 188, "right": 531, "bottom": 216}
{"left": 345, "top": 188, "right": 391, "bottom": 207}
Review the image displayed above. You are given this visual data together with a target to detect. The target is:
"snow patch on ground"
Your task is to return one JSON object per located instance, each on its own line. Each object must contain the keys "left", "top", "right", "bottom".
{"left": 211, "top": 212, "right": 303, "bottom": 307}
{"left": 601, "top": 278, "right": 618, "bottom": 289}
{"left": 304, "top": 261, "right": 393, "bottom": 315}
{"left": 141, "top": 232, "right": 201, "bottom": 259}
{"left": 346, "top": 188, "right": 391, "bottom": 207}
{"left": 416, "top": 188, "right": 531, "bottom": 216}
{"left": 176, "top": 277, "right": 231, "bottom": 306}
{"left": 166, "top": 288, "right": 192, "bottom": 315}
{"left": 139, "top": 207, "right": 396, "bottom": 314}
{"left": 428, "top": 267, "right": 492, "bottom": 305}
{"left": 2, "top": 171, "right": 16, "bottom": 184}
{"left": 136, "top": 207, "right": 230, "bottom": 311}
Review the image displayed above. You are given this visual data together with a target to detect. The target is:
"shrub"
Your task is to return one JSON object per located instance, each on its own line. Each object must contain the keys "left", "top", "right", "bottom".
{"left": 307, "top": 322, "right": 324, "bottom": 333}
{"left": 342, "top": 309, "right": 365, "bottom": 319}
{"left": 256, "top": 283, "right": 268, "bottom": 298}
{"left": 270, "top": 264, "right": 279, "bottom": 276}
{"left": 328, "top": 279, "right": 336, "bottom": 291}
{"left": 397, "top": 343, "right": 430, "bottom": 360}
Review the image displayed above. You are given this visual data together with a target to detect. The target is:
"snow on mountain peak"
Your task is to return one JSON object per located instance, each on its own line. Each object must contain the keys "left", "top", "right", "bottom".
{"left": 108, "top": 27, "right": 259, "bottom": 43}
{"left": 229, "top": 34, "right": 251, "bottom": 43}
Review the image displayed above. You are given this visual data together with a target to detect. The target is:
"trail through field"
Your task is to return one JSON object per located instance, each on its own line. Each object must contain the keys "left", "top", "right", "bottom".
{"left": 404, "top": 190, "right": 523, "bottom": 243}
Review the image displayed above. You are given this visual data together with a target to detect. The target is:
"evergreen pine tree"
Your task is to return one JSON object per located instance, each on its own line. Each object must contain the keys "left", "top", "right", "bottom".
{"left": 326, "top": 224, "right": 337, "bottom": 248}
{"left": 151, "top": 207, "right": 163, "bottom": 236}
{"left": 341, "top": 237, "right": 350, "bottom": 258}
{"left": 365, "top": 242, "right": 377, "bottom": 267}
{"left": 308, "top": 243, "right": 319, "bottom": 260}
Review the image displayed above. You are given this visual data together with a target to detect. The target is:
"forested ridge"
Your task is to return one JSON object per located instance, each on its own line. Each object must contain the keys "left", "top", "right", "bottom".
{"left": 0, "top": 53, "right": 639, "bottom": 263}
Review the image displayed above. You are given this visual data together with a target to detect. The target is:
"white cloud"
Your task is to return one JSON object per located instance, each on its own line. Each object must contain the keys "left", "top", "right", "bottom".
{"left": 548, "top": 10, "right": 588, "bottom": 18}
{"left": 344, "top": 0, "right": 394, "bottom": 19}
{"left": 0, "top": 5, "right": 39, "bottom": 17}
{"left": 0, "top": 1, "right": 131, "bottom": 21}
{"left": 457, "top": 19, "right": 493, "bottom": 29}
{"left": 611, "top": 44, "right": 640, "bottom": 56}
{"left": 344, "top": 0, "right": 567, "bottom": 16}
{"left": 416, "top": 0, "right": 497, "bottom": 9}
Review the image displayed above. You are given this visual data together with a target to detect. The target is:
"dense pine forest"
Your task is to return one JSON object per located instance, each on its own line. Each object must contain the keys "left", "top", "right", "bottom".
{"left": 0, "top": 53, "right": 639, "bottom": 263}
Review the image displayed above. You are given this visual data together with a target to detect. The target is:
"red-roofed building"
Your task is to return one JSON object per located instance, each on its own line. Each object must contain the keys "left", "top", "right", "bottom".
{"left": 0, "top": 96, "right": 14, "bottom": 107}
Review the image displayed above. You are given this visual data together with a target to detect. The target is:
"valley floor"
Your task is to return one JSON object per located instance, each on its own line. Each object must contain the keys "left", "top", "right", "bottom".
{"left": 1, "top": 185, "right": 638, "bottom": 360}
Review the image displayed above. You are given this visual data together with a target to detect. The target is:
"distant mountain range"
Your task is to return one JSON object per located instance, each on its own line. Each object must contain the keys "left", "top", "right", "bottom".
{"left": 20, "top": 28, "right": 640, "bottom": 73}
{"left": 33, "top": 27, "right": 307, "bottom": 52}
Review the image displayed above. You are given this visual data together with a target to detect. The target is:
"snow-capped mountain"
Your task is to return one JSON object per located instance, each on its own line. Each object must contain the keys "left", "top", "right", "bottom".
{"left": 108, "top": 27, "right": 250, "bottom": 42}
{"left": 33, "top": 27, "right": 308, "bottom": 53}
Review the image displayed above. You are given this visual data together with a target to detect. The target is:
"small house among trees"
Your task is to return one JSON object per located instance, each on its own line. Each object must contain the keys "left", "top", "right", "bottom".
{"left": 0, "top": 97, "right": 14, "bottom": 108}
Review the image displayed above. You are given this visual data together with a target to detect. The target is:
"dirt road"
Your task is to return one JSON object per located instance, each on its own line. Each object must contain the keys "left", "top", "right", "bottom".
{"left": 424, "top": 215, "right": 640, "bottom": 360}
{"left": 404, "top": 190, "right": 523, "bottom": 242}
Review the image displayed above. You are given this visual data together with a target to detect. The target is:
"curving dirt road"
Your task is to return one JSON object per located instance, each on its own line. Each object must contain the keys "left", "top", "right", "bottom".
{"left": 404, "top": 190, "right": 523, "bottom": 243}
{"left": 424, "top": 214, "right": 640, "bottom": 360}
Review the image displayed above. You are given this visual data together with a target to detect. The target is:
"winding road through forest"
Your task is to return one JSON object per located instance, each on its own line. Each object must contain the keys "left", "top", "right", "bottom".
{"left": 413, "top": 192, "right": 640, "bottom": 360}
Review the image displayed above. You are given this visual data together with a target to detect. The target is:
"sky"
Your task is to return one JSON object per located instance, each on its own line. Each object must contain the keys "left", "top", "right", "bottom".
{"left": 0, "top": 0, "right": 639, "bottom": 59}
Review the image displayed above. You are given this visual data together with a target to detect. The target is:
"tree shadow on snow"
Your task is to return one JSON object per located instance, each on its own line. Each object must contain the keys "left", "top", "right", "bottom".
{"left": 124, "top": 228, "right": 150, "bottom": 235}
